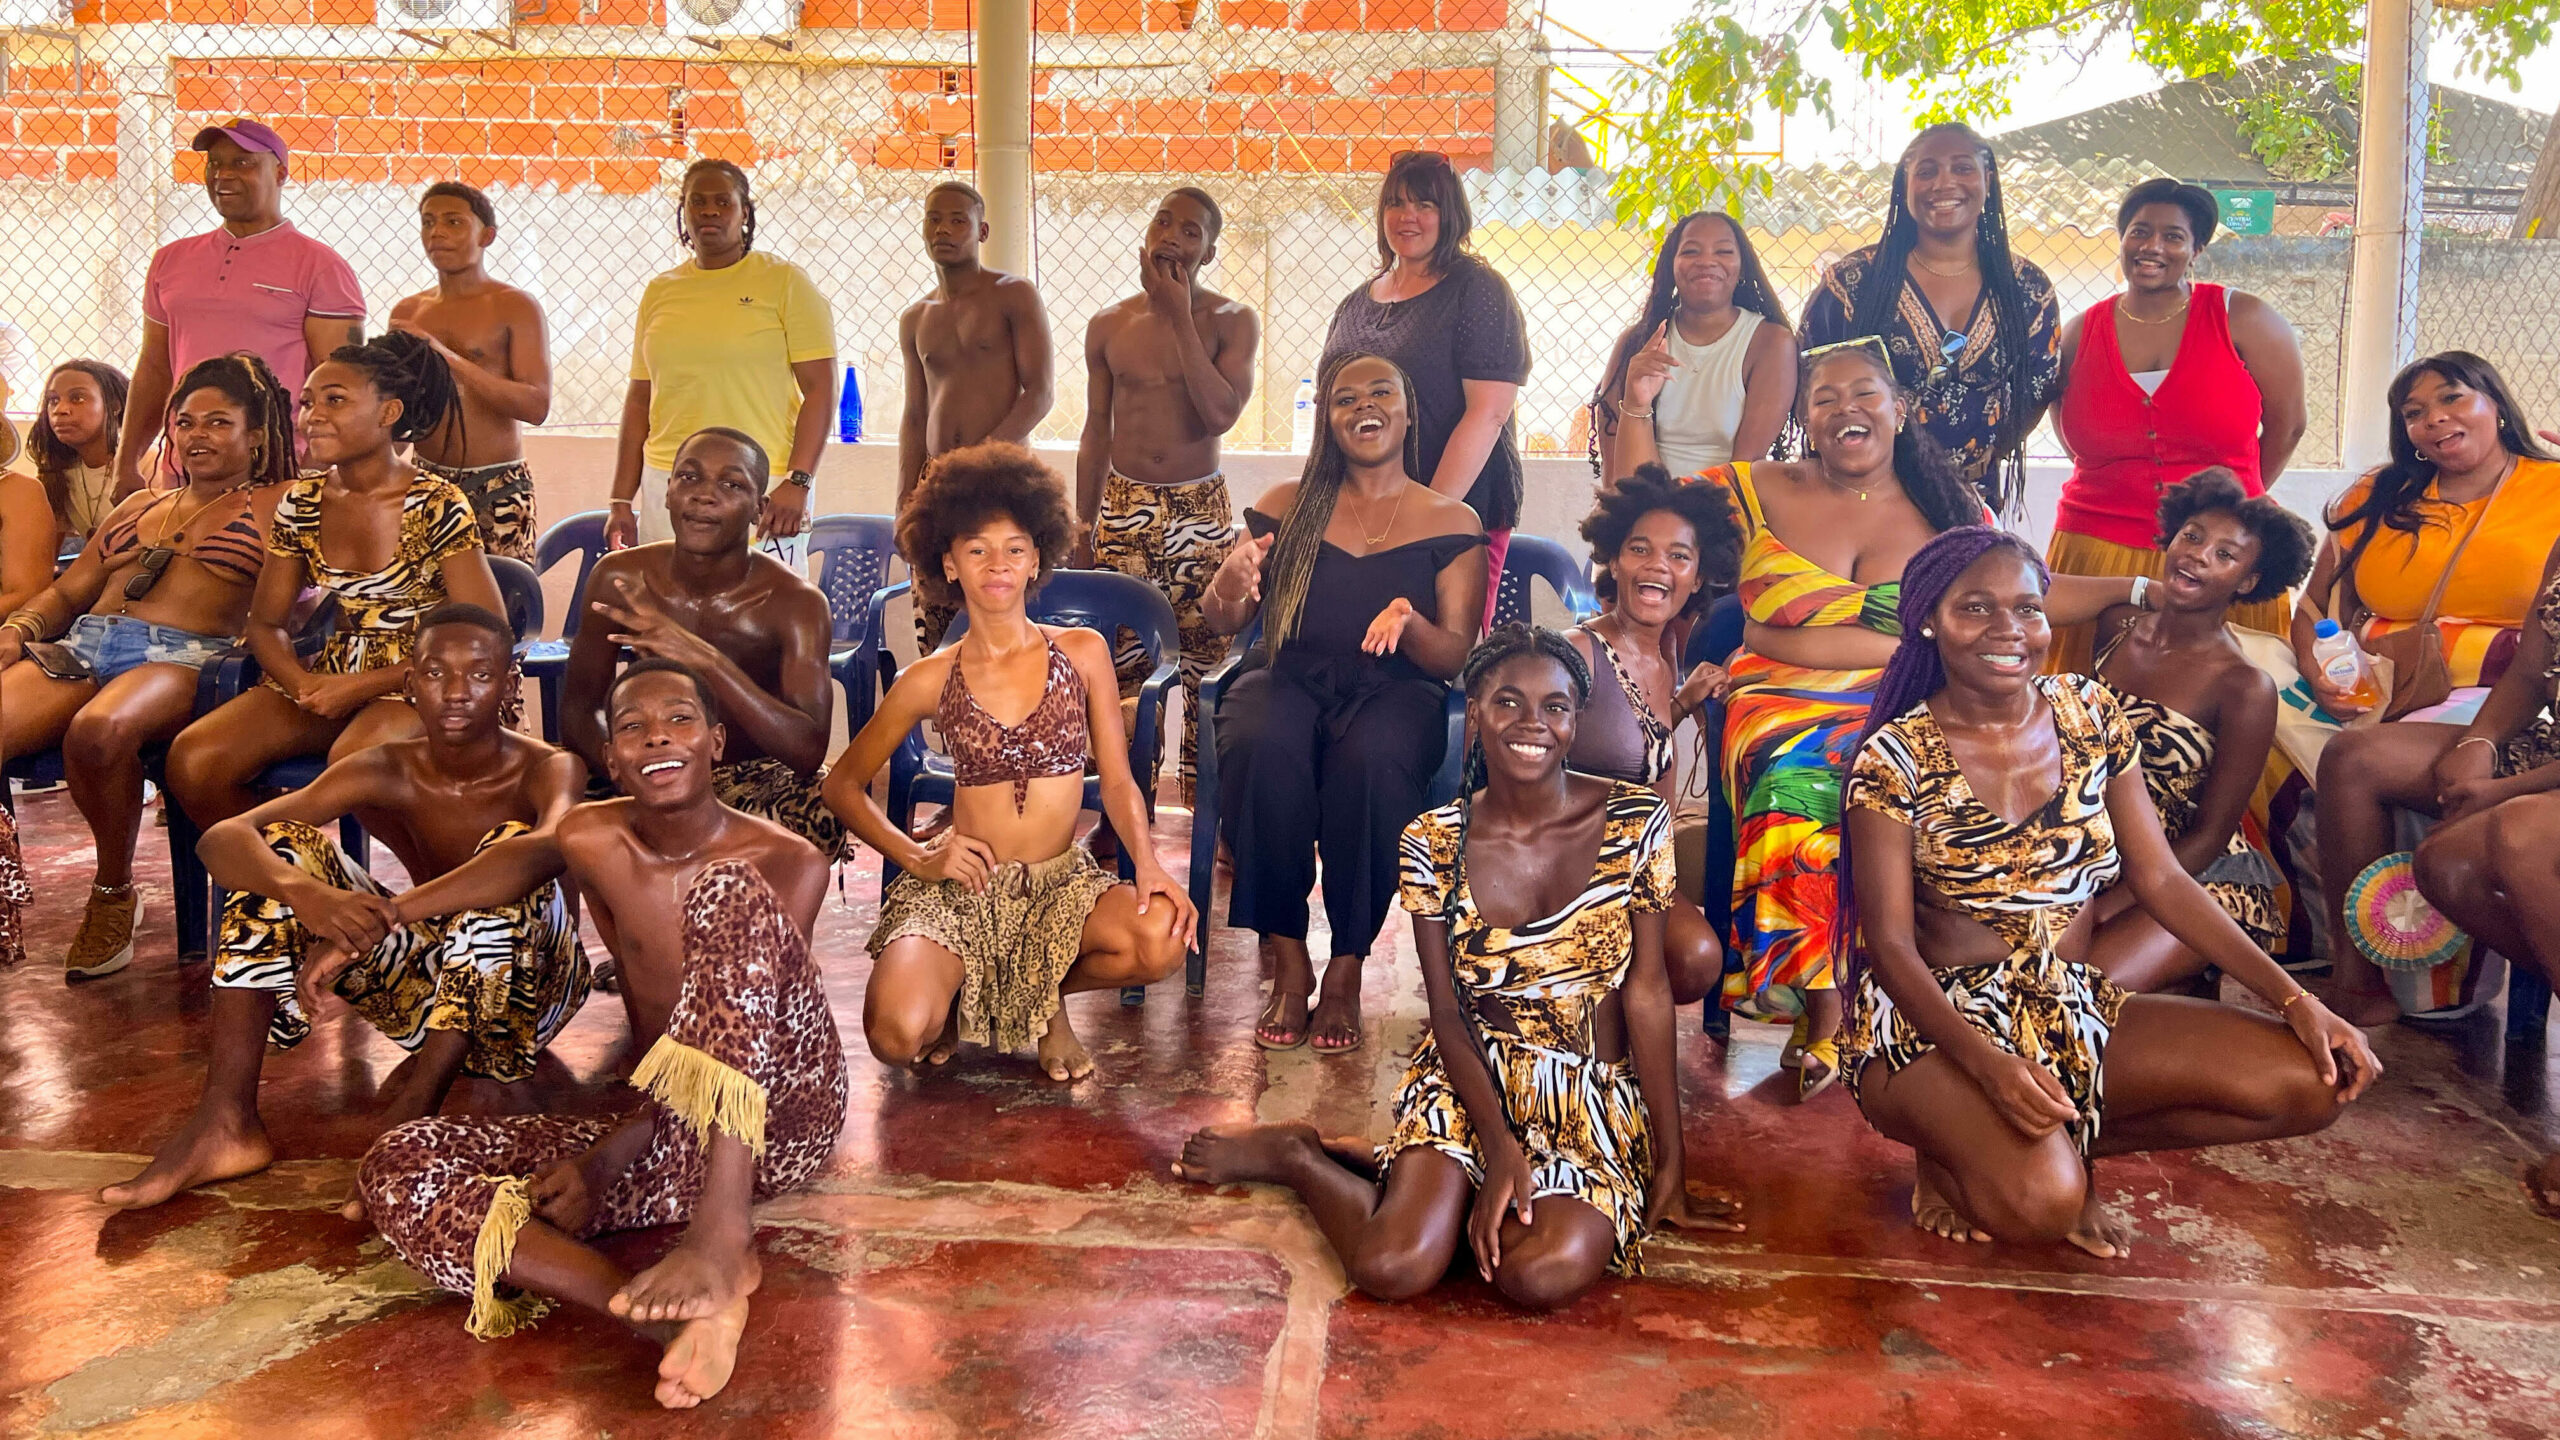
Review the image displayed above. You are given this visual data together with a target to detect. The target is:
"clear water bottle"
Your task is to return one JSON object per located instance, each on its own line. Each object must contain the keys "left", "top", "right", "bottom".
{"left": 837, "top": 363, "right": 863, "bottom": 443}
{"left": 2310, "top": 618, "right": 2383, "bottom": 713}
{"left": 1289, "top": 376, "right": 1317, "bottom": 455}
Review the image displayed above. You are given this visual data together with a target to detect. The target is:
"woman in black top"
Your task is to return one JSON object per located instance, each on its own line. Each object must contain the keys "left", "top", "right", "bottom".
{"left": 1204, "top": 353, "right": 1489, "bottom": 1056}
{"left": 1320, "top": 150, "right": 1529, "bottom": 615}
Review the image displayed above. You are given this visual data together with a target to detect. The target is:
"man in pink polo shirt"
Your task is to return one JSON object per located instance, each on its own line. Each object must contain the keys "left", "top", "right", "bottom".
{"left": 112, "top": 118, "right": 366, "bottom": 499}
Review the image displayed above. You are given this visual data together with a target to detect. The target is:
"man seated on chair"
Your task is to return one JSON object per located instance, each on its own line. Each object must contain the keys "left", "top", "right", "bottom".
{"left": 560, "top": 426, "right": 842, "bottom": 859}
{"left": 99, "top": 604, "right": 590, "bottom": 1211}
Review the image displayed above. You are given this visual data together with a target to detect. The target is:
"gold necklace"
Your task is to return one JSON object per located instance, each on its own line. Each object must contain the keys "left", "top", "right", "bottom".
{"left": 1347, "top": 483, "right": 1407, "bottom": 548}
{"left": 2117, "top": 293, "right": 2191, "bottom": 326}
{"left": 1910, "top": 253, "right": 1978, "bottom": 278}
{"left": 149, "top": 482, "right": 238, "bottom": 547}
{"left": 1815, "top": 467, "right": 1872, "bottom": 502}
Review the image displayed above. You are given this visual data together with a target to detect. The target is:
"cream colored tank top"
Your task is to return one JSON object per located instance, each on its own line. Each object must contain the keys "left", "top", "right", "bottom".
{"left": 1653, "top": 309, "right": 1763, "bottom": 476}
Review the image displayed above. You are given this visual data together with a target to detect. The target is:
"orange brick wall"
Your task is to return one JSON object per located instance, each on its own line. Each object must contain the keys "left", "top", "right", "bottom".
{"left": 0, "top": 65, "right": 120, "bottom": 183}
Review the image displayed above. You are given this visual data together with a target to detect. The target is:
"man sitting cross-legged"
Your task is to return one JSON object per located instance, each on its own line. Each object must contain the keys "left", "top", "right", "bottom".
{"left": 98, "top": 604, "right": 590, "bottom": 1210}
{"left": 562, "top": 425, "right": 842, "bottom": 859}
{"left": 357, "top": 659, "right": 845, "bottom": 1410}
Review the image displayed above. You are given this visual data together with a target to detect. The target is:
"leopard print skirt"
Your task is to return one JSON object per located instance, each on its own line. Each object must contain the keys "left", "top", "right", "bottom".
{"left": 868, "top": 847, "right": 1119, "bottom": 1053}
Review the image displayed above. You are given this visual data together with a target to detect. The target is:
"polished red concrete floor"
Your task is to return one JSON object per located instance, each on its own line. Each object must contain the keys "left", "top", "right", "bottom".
{"left": 8, "top": 787, "right": 2560, "bottom": 1437}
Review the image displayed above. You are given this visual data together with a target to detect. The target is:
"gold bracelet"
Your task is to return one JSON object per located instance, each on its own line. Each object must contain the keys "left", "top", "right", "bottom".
{"left": 2454, "top": 735, "right": 2498, "bottom": 755}
{"left": 1619, "top": 403, "right": 1655, "bottom": 420}
{"left": 2281, "top": 990, "right": 2315, "bottom": 1013}
{"left": 2, "top": 612, "right": 43, "bottom": 640}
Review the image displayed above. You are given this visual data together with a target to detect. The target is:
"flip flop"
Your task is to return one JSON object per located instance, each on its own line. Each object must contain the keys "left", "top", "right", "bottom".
{"left": 1797, "top": 1036, "right": 1840, "bottom": 1102}
{"left": 1254, "top": 990, "right": 1310, "bottom": 1051}
{"left": 1779, "top": 1013, "right": 1810, "bottom": 1070}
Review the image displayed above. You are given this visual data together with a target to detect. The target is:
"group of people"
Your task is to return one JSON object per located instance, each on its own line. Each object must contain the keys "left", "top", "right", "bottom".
{"left": 2, "top": 111, "right": 2557, "bottom": 1407}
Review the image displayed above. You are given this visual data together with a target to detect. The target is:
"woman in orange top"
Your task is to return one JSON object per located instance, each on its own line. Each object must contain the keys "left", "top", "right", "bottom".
{"left": 2303, "top": 351, "right": 2560, "bottom": 1025}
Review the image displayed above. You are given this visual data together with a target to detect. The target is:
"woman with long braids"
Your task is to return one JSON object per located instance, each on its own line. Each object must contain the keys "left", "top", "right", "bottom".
{"left": 1841, "top": 526, "right": 2375, "bottom": 1257}
{"left": 607, "top": 158, "right": 836, "bottom": 568}
{"left": 1564, "top": 466, "right": 1738, "bottom": 1004}
{"left": 29, "top": 359, "right": 131, "bottom": 542}
{"left": 1592, "top": 211, "right": 1798, "bottom": 480}
{"left": 167, "top": 331, "right": 503, "bottom": 840}
{"left": 1204, "top": 352, "right": 1487, "bottom": 1055}
{"left": 2, "top": 353, "right": 296, "bottom": 978}
{"left": 1175, "top": 625, "right": 1738, "bottom": 1307}
{"left": 1802, "top": 124, "right": 2061, "bottom": 516}
{"left": 1705, "top": 340, "right": 2139, "bottom": 1099}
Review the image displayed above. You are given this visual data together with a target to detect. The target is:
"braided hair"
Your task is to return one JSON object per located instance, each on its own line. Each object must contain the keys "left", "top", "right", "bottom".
{"left": 679, "top": 158, "right": 756, "bottom": 254}
{"left": 168, "top": 350, "right": 297, "bottom": 489}
{"left": 1454, "top": 623, "right": 1594, "bottom": 843}
{"left": 1262, "top": 351, "right": 1424, "bottom": 656}
{"left": 30, "top": 359, "right": 129, "bottom": 522}
{"left": 1800, "top": 341, "right": 1988, "bottom": 534}
{"left": 324, "top": 329, "right": 461, "bottom": 450}
{"left": 1588, "top": 212, "right": 1792, "bottom": 480}
{"left": 1846, "top": 124, "right": 2040, "bottom": 518}
{"left": 1833, "top": 525, "right": 2048, "bottom": 989}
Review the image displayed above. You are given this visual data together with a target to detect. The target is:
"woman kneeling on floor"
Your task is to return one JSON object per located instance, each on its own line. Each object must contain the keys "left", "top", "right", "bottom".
{"left": 1176, "top": 625, "right": 1740, "bottom": 1309}
{"left": 1841, "top": 527, "right": 2377, "bottom": 1256}
{"left": 827, "top": 442, "right": 1192, "bottom": 1082}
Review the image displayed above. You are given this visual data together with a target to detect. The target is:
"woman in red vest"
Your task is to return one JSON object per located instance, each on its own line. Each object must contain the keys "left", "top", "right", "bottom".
{"left": 2046, "top": 177, "right": 2308, "bottom": 675}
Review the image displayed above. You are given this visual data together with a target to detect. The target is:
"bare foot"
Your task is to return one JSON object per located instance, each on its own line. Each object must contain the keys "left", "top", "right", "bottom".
{"left": 1309, "top": 961, "right": 1364, "bottom": 1055}
{"left": 654, "top": 1292, "right": 751, "bottom": 1410}
{"left": 1254, "top": 984, "right": 1310, "bottom": 1050}
{"left": 2525, "top": 1154, "right": 2560, "bottom": 1219}
{"left": 2323, "top": 981, "right": 2402, "bottom": 1028}
{"left": 338, "top": 1191, "right": 369, "bottom": 1224}
{"left": 1910, "top": 1157, "right": 1989, "bottom": 1243}
{"left": 917, "top": 997, "right": 960, "bottom": 1068}
{"left": 2066, "top": 1189, "right": 2135, "bottom": 1259}
{"left": 1037, "top": 1006, "right": 1094, "bottom": 1082}
{"left": 97, "top": 1115, "right": 275, "bottom": 1209}
{"left": 611, "top": 1238, "right": 761, "bottom": 1325}
{"left": 1171, "top": 1121, "right": 1321, "bottom": 1186}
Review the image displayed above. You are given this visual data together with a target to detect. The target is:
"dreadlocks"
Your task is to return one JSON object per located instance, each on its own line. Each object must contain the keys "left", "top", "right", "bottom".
{"left": 1846, "top": 124, "right": 2041, "bottom": 518}
{"left": 1454, "top": 623, "right": 1593, "bottom": 818}
{"left": 325, "top": 329, "right": 462, "bottom": 450}
{"left": 680, "top": 158, "right": 757, "bottom": 253}
{"left": 1262, "top": 352, "right": 1425, "bottom": 656}
{"left": 1589, "top": 212, "right": 1792, "bottom": 480}
{"left": 1833, "top": 525, "right": 2048, "bottom": 989}
{"left": 168, "top": 351, "right": 297, "bottom": 490}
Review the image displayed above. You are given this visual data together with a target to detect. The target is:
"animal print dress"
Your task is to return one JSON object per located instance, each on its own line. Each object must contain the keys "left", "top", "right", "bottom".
{"left": 1839, "top": 675, "right": 2138, "bottom": 1157}
{"left": 1386, "top": 780, "right": 1674, "bottom": 1275}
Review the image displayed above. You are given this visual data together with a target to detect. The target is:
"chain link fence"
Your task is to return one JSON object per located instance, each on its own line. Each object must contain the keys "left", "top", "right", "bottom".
{"left": 3, "top": 9, "right": 2556, "bottom": 482}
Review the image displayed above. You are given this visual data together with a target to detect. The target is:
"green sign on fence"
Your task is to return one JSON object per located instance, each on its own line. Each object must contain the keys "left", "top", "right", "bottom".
{"left": 2213, "top": 188, "right": 2279, "bottom": 237}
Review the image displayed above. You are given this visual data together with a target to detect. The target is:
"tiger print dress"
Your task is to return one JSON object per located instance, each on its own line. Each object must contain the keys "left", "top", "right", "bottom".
{"left": 1839, "top": 674, "right": 2137, "bottom": 1157}
{"left": 1387, "top": 780, "right": 1675, "bottom": 1275}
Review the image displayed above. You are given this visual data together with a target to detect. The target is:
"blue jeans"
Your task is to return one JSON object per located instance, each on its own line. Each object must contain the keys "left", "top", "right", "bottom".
{"left": 59, "top": 614, "right": 229, "bottom": 681}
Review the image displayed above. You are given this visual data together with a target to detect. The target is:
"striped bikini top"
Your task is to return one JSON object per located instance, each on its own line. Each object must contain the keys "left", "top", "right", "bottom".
{"left": 1705, "top": 462, "right": 1902, "bottom": 636}
{"left": 94, "top": 484, "right": 267, "bottom": 586}
{"left": 938, "top": 636, "right": 1091, "bottom": 813}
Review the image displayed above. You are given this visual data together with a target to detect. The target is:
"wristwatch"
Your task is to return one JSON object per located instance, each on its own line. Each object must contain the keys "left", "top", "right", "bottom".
{"left": 781, "top": 469, "right": 814, "bottom": 491}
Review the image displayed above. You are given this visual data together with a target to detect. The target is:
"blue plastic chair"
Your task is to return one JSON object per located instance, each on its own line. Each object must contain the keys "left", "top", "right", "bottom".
{"left": 521, "top": 509, "right": 611, "bottom": 743}
{"left": 1186, "top": 617, "right": 1468, "bottom": 991}
{"left": 1492, "top": 533, "right": 1601, "bottom": 630}
{"left": 805, "top": 514, "right": 901, "bottom": 737}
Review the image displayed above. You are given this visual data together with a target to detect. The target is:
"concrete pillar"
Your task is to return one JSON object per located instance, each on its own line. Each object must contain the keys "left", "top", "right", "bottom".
{"left": 1492, "top": 41, "right": 1542, "bottom": 173}
{"left": 974, "top": 0, "right": 1034, "bottom": 280}
{"left": 2340, "top": 0, "right": 2429, "bottom": 471}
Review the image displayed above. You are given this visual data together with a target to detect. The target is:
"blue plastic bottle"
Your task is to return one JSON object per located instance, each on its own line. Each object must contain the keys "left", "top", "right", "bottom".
{"left": 838, "top": 363, "right": 863, "bottom": 442}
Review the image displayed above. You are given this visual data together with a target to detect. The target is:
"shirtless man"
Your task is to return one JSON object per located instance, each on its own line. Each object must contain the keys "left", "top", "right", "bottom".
{"left": 387, "top": 182, "right": 554, "bottom": 562}
{"left": 99, "top": 605, "right": 589, "bottom": 1210}
{"left": 898, "top": 180, "right": 1055, "bottom": 651}
{"left": 1076, "top": 188, "right": 1259, "bottom": 799}
{"left": 560, "top": 427, "right": 841, "bottom": 857}
{"left": 357, "top": 660, "right": 844, "bottom": 1409}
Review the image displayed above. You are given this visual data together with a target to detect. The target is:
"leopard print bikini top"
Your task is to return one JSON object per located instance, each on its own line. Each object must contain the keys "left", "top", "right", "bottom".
{"left": 938, "top": 636, "right": 1091, "bottom": 812}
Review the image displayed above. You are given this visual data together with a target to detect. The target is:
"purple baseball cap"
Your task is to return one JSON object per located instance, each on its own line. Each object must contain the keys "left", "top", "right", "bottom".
{"left": 190, "top": 118, "right": 288, "bottom": 162}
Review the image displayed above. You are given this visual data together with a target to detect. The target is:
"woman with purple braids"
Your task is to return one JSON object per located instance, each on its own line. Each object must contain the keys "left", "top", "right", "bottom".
{"left": 1837, "top": 526, "right": 2378, "bottom": 1257}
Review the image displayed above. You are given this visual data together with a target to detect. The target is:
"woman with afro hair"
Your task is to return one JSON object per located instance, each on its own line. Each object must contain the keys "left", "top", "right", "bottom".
{"left": 827, "top": 442, "right": 1191, "bottom": 1083}
{"left": 2078, "top": 468, "right": 2316, "bottom": 991}
{"left": 1565, "top": 464, "right": 1742, "bottom": 1004}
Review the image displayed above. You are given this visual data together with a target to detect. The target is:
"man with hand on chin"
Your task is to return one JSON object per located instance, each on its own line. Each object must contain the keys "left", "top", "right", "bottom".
{"left": 560, "top": 427, "right": 842, "bottom": 858}
{"left": 356, "top": 659, "right": 844, "bottom": 1411}
{"left": 97, "top": 605, "right": 588, "bottom": 1212}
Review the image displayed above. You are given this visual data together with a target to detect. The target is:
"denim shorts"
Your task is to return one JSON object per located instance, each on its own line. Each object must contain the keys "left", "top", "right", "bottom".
{"left": 59, "top": 614, "right": 231, "bottom": 681}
